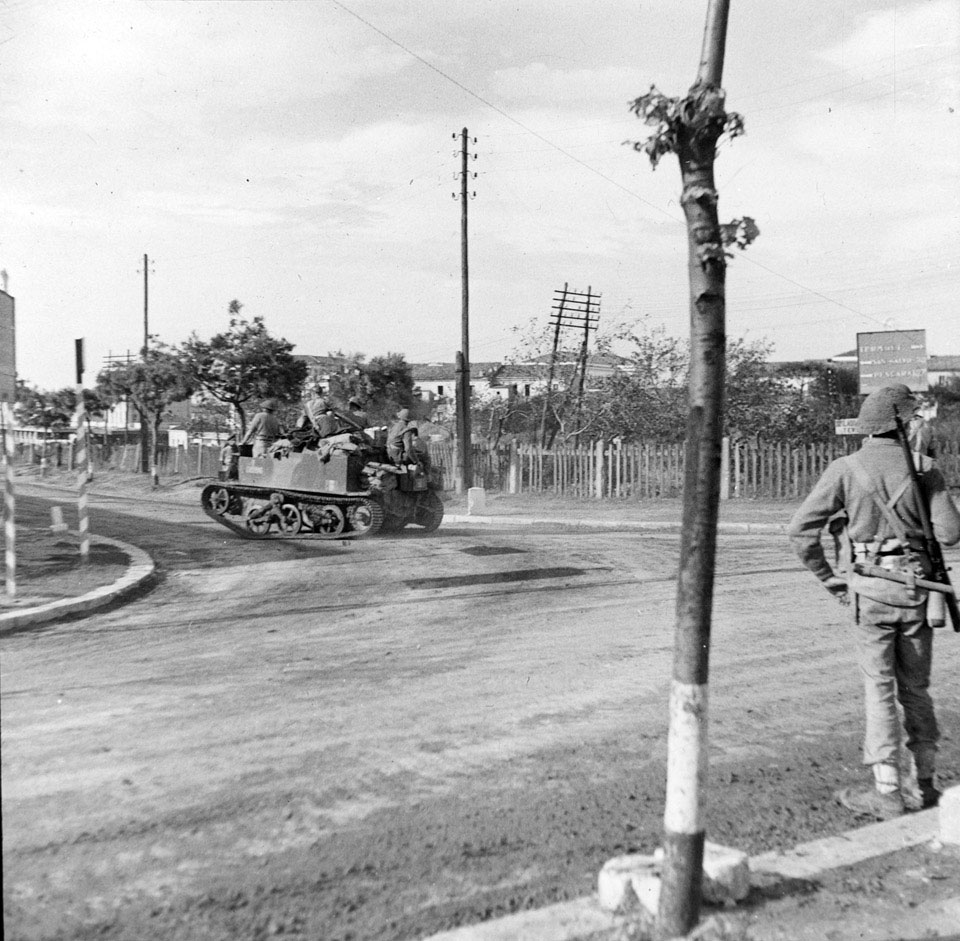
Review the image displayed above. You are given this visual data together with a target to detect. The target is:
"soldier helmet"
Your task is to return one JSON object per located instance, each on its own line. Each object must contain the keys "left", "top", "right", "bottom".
{"left": 262, "top": 398, "right": 279, "bottom": 412}
{"left": 348, "top": 397, "right": 362, "bottom": 409}
{"left": 857, "top": 384, "right": 915, "bottom": 435}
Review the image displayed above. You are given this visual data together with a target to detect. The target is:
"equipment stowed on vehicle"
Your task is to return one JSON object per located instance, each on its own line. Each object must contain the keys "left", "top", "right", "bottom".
{"left": 200, "top": 417, "right": 444, "bottom": 540}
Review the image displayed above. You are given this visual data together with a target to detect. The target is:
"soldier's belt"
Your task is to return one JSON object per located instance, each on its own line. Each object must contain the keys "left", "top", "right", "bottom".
{"left": 853, "top": 562, "right": 956, "bottom": 596}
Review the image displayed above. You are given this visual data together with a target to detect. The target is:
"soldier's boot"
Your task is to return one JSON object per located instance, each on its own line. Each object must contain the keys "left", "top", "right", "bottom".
{"left": 918, "top": 778, "right": 941, "bottom": 809}
{"left": 836, "top": 787, "right": 905, "bottom": 820}
{"left": 835, "top": 762, "right": 904, "bottom": 820}
{"left": 915, "top": 745, "right": 940, "bottom": 809}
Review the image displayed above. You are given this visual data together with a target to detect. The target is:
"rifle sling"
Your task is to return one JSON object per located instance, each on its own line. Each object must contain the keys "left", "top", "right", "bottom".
{"left": 848, "top": 454, "right": 915, "bottom": 553}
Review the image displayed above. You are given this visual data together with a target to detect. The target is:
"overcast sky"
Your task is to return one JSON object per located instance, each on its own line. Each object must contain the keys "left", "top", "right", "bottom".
{"left": 2, "top": 0, "right": 958, "bottom": 389}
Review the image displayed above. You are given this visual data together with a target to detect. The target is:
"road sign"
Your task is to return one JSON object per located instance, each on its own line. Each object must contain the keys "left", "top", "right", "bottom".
{"left": 835, "top": 418, "right": 861, "bottom": 435}
{"left": 857, "top": 330, "right": 928, "bottom": 394}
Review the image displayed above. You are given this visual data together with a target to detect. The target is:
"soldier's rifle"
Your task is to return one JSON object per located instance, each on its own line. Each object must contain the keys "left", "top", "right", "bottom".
{"left": 893, "top": 410, "right": 960, "bottom": 632}
{"left": 851, "top": 561, "right": 957, "bottom": 599}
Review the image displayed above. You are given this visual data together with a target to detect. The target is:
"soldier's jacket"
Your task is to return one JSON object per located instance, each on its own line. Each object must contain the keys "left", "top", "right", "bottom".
{"left": 243, "top": 410, "right": 282, "bottom": 444}
{"left": 787, "top": 437, "right": 960, "bottom": 587}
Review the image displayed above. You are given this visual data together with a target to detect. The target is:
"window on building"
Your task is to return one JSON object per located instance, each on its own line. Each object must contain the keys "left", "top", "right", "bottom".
{"left": 524, "top": 384, "right": 531, "bottom": 397}
{"left": 437, "top": 385, "right": 443, "bottom": 396}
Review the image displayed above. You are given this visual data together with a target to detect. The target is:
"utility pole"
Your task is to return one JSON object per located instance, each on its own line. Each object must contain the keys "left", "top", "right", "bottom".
{"left": 538, "top": 284, "right": 600, "bottom": 448}
{"left": 138, "top": 254, "right": 153, "bottom": 473}
{"left": 657, "top": 1, "right": 732, "bottom": 937}
{"left": 574, "top": 286, "right": 599, "bottom": 437}
{"left": 453, "top": 128, "right": 476, "bottom": 492}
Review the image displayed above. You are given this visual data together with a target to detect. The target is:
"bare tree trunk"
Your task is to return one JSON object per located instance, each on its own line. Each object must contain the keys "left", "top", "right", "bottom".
{"left": 658, "top": 1, "right": 730, "bottom": 937}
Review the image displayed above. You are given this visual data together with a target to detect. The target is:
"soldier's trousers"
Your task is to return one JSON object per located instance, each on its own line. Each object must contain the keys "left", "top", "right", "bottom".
{"left": 855, "top": 594, "right": 938, "bottom": 776}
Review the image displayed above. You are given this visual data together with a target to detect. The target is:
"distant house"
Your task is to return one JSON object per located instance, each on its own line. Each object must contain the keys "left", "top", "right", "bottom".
{"left": 827, "top": 349, "right": 859, "bottom": 365}
{"left": 410, "top": 362, "right": 501, "bottom": 403}
{"left": 928, "top": 355, "right": 960, "bottom": 387}
{"left": 486, "top": 351, "right": 632, "bottom": 399}
{"left": 775, "top": 350, "right": 960, "bottom": 392}
{"left": 294, "top": 353, "right": 355, "bottom": 393}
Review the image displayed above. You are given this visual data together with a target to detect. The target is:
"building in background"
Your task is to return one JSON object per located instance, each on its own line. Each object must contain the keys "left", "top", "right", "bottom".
{"left": 0, "top": 271, "right": 15, "bottom": 405}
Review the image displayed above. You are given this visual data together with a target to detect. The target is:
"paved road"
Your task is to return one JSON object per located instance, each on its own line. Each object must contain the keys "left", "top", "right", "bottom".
{"left": 3, "top": 490, "right": 959, "bottom": 941}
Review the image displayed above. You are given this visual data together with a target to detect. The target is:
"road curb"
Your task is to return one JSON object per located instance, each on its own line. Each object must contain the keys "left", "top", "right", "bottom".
{"left": 0, "top": 535, "right": 155, "bottom": 634}
{"left": 443, "top": 515, "right": 788, "bottom": 535}
{"left": 421, "top": 808, "right": 945, "bottom": 941}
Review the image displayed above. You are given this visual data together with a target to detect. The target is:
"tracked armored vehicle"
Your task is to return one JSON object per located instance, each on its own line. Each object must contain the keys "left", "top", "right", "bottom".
{"left": 200, "top": 427, "right": 444, "bottom": 540}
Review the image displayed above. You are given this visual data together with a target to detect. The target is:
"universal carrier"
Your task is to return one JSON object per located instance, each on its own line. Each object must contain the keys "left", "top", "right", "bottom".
{"left": 201, "top": 429, "right": 444, "bottom": 540}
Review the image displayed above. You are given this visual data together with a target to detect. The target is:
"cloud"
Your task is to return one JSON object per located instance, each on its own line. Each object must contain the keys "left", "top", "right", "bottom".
{"left": 819, "top": 0, "right": 960, "bottom": 72}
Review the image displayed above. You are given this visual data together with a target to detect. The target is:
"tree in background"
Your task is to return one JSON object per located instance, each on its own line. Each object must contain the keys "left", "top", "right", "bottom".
{"left": 186, "top": 396, "right": 236, "bottom": 442}
{"left": 15, "top": 381, "right": 75, "bottom": 437}
{"left": 97, "top": 345, "right": 195, "bottom": 484}
{"left": 926, "top": 376, "right": 960, "bottom": 446}
{"left": 497, "top": 316, "right": 611, "bottom": 446}
{"left": 771, "top": 360, "right": 860, "bottom": 443}
{"left": 492, "top": 318, "right": 804, "bottom": 445}
{"left": 180, "top": 301, "right": 307, "bottom": 436}
{"left": 323, "top": 352, "right": 367, "bottom": 410}
{"left": 586, "top": 320, "right": 689, "bottom": 442}
{"left": 355, "top": 353, "right": 417, "bottom": 426}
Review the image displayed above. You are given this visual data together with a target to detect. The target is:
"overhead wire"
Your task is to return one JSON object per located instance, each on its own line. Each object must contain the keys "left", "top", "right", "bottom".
{"left": 329, "top": 0, "right": 956, "bottom": 342}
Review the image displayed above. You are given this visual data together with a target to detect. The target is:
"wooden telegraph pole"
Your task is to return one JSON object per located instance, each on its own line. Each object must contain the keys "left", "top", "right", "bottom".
{"left": 454, "top": 129, "right": 476, "bottom": 492}
{"left": 655, "top": 2, "right": 733, "bottom": 936}
{"left": 538, "top": 285, "right": 600, "bottom": 447}
{"left": 139, "top": 253, "right": 152, "bottom": 474}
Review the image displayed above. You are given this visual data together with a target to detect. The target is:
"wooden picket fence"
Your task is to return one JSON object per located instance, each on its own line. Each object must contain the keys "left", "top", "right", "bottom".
{"left": 425, "top": 437, "right": 960, "bottom": 500}
{"left": 9, "top": 432, "right": 958, "bottom": 502}
{"left": 6, "top": 439, "right": 224, "bottom": 479}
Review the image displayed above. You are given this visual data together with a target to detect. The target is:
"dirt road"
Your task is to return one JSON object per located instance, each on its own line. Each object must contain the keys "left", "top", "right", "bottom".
{"left": 3, "top": 487, "right": 959, "bottom": 940}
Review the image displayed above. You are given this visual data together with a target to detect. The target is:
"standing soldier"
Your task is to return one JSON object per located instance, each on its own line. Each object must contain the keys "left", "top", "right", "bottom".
{"left": 241, "top": 398, "right": 282, "bottom": 457}
{"left": 347, "top": 397, "right": 369, "bottom": 431}
{"left": 386, "top": 408, "right": 411, "bottom": 465}
{"left": 787, "top": 384, "right": 960, "bottom": 819}
{"left": 218, "top": 434, "right": 239, "bottom": 480}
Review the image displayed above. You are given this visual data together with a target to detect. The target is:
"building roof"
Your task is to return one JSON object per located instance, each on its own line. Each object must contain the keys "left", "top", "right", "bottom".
{"left": 929, "top": 355, "right": 960, "bottom": 371}
{"left": 410, "top": 362, "right": 501, "bottom": 381}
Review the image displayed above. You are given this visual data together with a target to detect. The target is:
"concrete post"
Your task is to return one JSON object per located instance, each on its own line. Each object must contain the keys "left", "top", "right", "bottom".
{"left": 594, "top": 439, "right": 604, "bottom": 499}
{"left": 509, "top": 440, "right": 519, "bottom": 495}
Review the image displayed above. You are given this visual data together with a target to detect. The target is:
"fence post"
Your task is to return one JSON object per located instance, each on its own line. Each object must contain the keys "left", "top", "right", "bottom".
{"left": 594, "top": 439, "right": 604, "bottom": 498}
{"left": 508, "top": 440, "right": 519, "bottom": 494}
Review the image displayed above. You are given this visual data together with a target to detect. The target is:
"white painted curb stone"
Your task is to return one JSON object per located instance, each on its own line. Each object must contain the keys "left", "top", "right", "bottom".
{"left": 941, "top": 784, "right": 960, "bottom": 846}
{"left": 598, "top": 842, "right": 750, "bottom": 916}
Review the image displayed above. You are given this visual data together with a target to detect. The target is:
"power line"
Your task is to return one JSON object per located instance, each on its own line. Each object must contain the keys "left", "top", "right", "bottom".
{"left": 329, "top": 0, "right": 950, "bottom": 339}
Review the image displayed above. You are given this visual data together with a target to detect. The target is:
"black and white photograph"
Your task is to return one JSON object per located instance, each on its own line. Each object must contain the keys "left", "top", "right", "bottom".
{"left": 2, "top": 2, "right": 959, "bottom": 939}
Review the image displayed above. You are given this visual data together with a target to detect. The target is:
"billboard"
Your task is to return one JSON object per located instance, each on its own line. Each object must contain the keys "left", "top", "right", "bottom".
{"left": 856, "top": 329, "right": 928, "bottom": 395}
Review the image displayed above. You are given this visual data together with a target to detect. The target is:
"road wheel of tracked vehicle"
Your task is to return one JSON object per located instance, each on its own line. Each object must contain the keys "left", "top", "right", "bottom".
{"left": 277, "top": 503, "right": 303, "bottom": 535}
{"left": 312, "top": 504, "right": 345, "bottom": 537}
{"left": 348, "top": 499, "right": 384, "bottom": 537}
{"left": 245, "top": 504, "right": 272, "bottom": 536}
{"left": 414, "top": 491, "right": 444, "bottom": 533}
{"left": 206, "top": 487, "right": 231, "bottom": 515}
